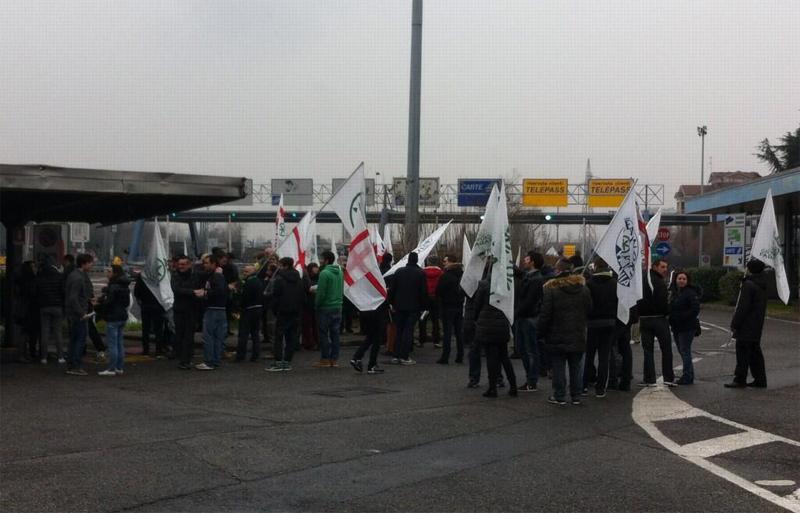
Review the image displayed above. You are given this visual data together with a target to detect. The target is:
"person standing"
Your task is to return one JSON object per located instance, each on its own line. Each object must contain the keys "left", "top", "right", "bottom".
{"left": 349, "top": 301, "right": 388, "bottom": 375}
{"left": 584, "top": 258, "right": 618, "bottom": 397}
{"left": 387, "top": 252, "right": 427, "bottom": 365}
{"left": 514, "top": 251, "right": 545, "bottom": 392}
{"left": 314, "top": 251, "right": 344, "bottom": 368}
{"left": 638, "top": 258, "right": 676, "bottom": 387}
{"left": 97, "top": 265, "right": 131, "bottom": 376}
{"left": 301, "top": 263, "right": 321, "bottom": 351}
{"left": 171, "top": 255, "right": 199, "bottom": 370}
{"left": 435, "top": 254, "right": 464, "bottom": 364}
{"left": 15, "top": 261, "right": 39, "bottom": 363}
{"left": 36, "top": 256, "right": 66, "bottom": 364}
{"left": 475, "top": 272, "right": 517, "bottom": 398}
{"left": 266, "top": 258, "right": 304, "bottom": 371}
{"left": 668, "top": 270, "right": 701, "bottom": 385}
{"left": 419, "top": 256, "right": 443, "bottom": 348}
{"left": 538, "top": 259, "right": 593, "bottom": 405}
{"left": 236, "top": 265, "right": 264, "bottom": 362}
{"left": 134, "top": 273, "right": 166, "bottom": 357}
{"left": 64, "top": 254, "right": 95, "bottom": 376}
{"left": 194, "top": 254, "right": 228, "bottom": 371}
{"left": 725, "top": 259, "right": 769, "bottom": 388}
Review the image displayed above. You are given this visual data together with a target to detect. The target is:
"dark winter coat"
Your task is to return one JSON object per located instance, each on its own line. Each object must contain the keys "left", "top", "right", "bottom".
{"left": 515, "top": 269, "right": 545, "bottom": 320}
{"left": 171, "top": 270, "right": 199, "bottom": 314}
{"left": 134, "top": 275, "right": 164, "bottom": 313}
{"left": 203, "top": 270, "right": 228, "bottom": 310}
{"left": 730, "top": 272, "right": 768, "bottom": 342}
{"left": 388, "top": 262, "right": 427, "bottom": 312}
{"left": 103, "top": 276, "right": 131, "bottom": 323}
{"left": 587, "top": 270, "right": 618, "bottom": 327}
{"left": 538, "top": 273, "right": 593, "bottom": 353}
{"left": 669, "top": 285, "right": 701, "bottom": 333}
{"left": 639, "top": 269, "right": 669, "bottom": 317}
{"left": 222, "top": 263, "right": 239, "bottom": 285}
{"left": 474, "top": 278, "right": 510, "bottom": 346}
{"left": 36, "top": 264, "right": 65, "bottom": 308}
{"left": 436, "top": 264, "right": 465, "bottom": 309}
{"left": 65, "top": 268, "right": 93, "bottom": 319}
{"left": 238, "top": 275, "right": 264, "bottom": 311}
{"left": 270, "top": 268, "right": 304, "bottom": 315}
{"left": 462, "top": 281, "right": 484, "bottom": 347}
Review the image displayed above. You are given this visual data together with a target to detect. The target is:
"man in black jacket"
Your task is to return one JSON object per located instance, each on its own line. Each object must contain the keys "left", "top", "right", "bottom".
{"left": 236, "top": 265, "right": 264, "bottom": 363}
{"left": 514, "top": 251, "right": 545, "bottom": 391}
{"left": 36, "top": 256, "right": 66, "bottom": 363}
{"left": 436, "top": 254, "right": 465, "bottom": 364}
{"left": 194, "top": 254, "right": 228, "bottom": 370}
{"left": 387, "top": 252, "right": 427, "bottom": 365}
{"left": 171, "top": 255, "right": 199, "bottom": 369}
{"left": 266, "top": 257, "right": 304, "bottom": 371}
{"left": 638, "top": 258, "right": 676, "bottom": 387}
{"left": 134, "top": 274, "right": 166, "bottom": 357}
{"left": 584, "top": 257, "right": 618, "bottom": 397}
{"left": 725, "top": 259, "right": 769, "bottom": 388}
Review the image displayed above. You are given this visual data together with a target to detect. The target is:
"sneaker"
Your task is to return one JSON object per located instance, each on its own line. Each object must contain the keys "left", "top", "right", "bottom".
{"left": 367, "top": 366, "right": 385, "bottom": 374}
{"left": 58, "top": 358, "right": 66, "bottom": 364}
{"left": 40, "top": 358, "right": 48, "bottom": 365}
{"left": 571, "top": 398, "right": 582, "bottom": 405}
{"left": 312, "top": 359, "right": 330, "bottom": 368}
{"left": 282, "top": 363, "right": 292, "bottom": 371}
{"left": 547, "top": 396, "right": 566, "bottom": 406}
{"left": 390, "top": 358, "right": 401, "bottom": 365}
{"left": 497, "top": 380, "right": 505, "bottom": 388}
{"left": 433, "top": 343, "right": 442, "bottom": 349}
{"left": 746, "top": 381, "right": 767, "bottom": 388}
{"left": 483, "top": 389, "right": 498, "bottom": 398}
{"left": 508, "top": 387, "right": 518, "bottom": 397}
{"left": 97, "top": 369, "right": 116, "bottom": 377}
{"left": 66, "top": 368, "right": 88, "bottom": 376}
{"left": 580, "top": 388, "right": 590, "bottom": 397}
{"left": 350, "top": 359, "right": 364, "bottom": 373}
{"left": 400, "top": 358, "right": 416, "bottom": 366}
{"left": 595, "top": 391, "right": 607, "bottom": 398}
{"left": 676, "top": 377, "right": 693, "bottom": 385}
{"left": 724, "top": 382, "right": 746, "bottom": 388}
{"left": 195, "top": 363, "right": 215, "bottom": 371}
{"left": 177, "top": 363, "right": 192, "bottom": 370}
{"left": 115, "top": 369, "right": 124, "bottom": 375}
{"left": 637, "top": 382, "right": 657, "bottom": 388}
{"left": 467, "top": 380, "right": 480, "bottom": 389}
{"left": 663, "top": 381, "right": 678, "bottom": 388}
{"left": 518, "top": 384, "right": 538, "bottom": 392}
{"left": 265, "top": 363, "right": 285, "bottom": 372}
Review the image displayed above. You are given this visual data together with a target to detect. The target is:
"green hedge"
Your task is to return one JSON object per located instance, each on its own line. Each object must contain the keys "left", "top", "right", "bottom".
{"left": 718, "top": 271, "right": 745, "bottom": 306}
{"left": 685, "top": 267, "right": 728, "bottom": 302}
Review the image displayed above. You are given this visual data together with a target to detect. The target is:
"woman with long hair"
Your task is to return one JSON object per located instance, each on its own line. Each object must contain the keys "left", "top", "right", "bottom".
{"left": 98, "top": 265, "right": 131, "bottom": 376}
{"left": 668, "top": 270, "right": 701, "bottom": 385}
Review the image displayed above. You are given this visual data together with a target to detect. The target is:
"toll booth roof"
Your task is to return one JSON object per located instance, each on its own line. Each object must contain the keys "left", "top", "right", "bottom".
{"left": 0, "top": 164, "right": 247, "bottom": 225}
{"left": 685, "top": 166, "right": 800, "bottom": 215}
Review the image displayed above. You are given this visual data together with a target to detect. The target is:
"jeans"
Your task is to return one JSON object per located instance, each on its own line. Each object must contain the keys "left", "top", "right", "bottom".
{"left": 353, "top": 308, "right": 383, "bottom": 368}
{"left": 418, "top": 298, "right": 441, "bottom": 345}
{"left": 67, "top": 318, "right": 88, "bottom": 370}
{"left": 734, "top": 338, "right": 766, "bottom": 386}
{"left": 515, "top": 317, "right": 539, "bottom": 386}
{"left": 640, "top": 316, "right": 675, "bottom": 383}
{"left": 440, "top": 307, "right": 464, "bottom": 362}
{"left": 394, "top": 310, "right": 418, "bottom": 360}
{"left": 318, "top": 309, "right": 342, "bottom": 361}
{"left": 174, "top": 310, "right": 196, "bottom": 365}
{"left": 551, "top": 351, "right": 583, "bottom": 401}
{"left": 486, "top": 342, "right": 516, "bottom": 391}
{"left": 585, "top": 326, "right": 615, "bottom": 394}
{"left": 202, "top": 309, "right": 228, "bottom": 367}
{"left": 274, "top": 312, "right": 300, "bottom": 363}
{"left": 236, "top": 307, "right": 262, "bottom": 361}
{"left": 40, "top": 306, "right": 64, "bottom": 360}
{"left": 105, "top": 321, "right": 126, "bottom": 371}
{"left": 673, "top": 330, "right": 695, "bottom": 383}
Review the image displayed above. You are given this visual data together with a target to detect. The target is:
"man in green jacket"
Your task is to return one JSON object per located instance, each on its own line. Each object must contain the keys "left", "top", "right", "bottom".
{"left": 314, "top": 251, "right": 344, "bottom": 367}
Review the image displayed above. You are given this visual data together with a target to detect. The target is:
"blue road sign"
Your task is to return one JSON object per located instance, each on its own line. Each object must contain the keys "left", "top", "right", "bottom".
{"left": 655, "top": 241, "right": 671, "bottom": 256}
{"left": 457, "top": 179, "right": 500, "bottom": 207}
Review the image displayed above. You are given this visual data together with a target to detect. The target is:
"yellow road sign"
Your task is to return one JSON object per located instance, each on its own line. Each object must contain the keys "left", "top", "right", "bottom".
{"left": 522, "top": 179, "right": 569, "bottom": 207}
{"left": 562, "top": 244, "right": 576, "bottom": 258}
{"left": 588, "top": 179, "right": 633, "bottom": 208}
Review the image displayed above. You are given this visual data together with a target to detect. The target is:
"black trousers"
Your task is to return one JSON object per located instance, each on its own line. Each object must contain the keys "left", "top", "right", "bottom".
{"left": 418, "top": 298, "right": 441, "bottom": 345}
{"left": 174, "top": 310, "right": 196, "bottom": 365}
{"left": 585, "top": 326, "right": 615, "bottom": 394}
{"left": 734, "top": 338, "right": 767, "bottom": 385}
{"left": 341, "top": 297, "right": 355, "bottom": 333}
{"left": 640, "top": 316, "right": 675, "bottom": 383}
{"left": 88, "top": 318, "right": 106, "bottom": 352}
{"left": 486, "top": 342, "right": 516, "bottom": 392}
{"left": 611, "top": 324, "right": 633, "bottom": 388}
{"left": 440, "top": 306, "right": 464, "bottom": 361}
{"left": 237, "top": 308, "right": 262, "bottom": 361}
{"left": 274, "top": 312, "right": 299, "bottom": 363}
{"left": 141, "top": 307, "right": 165, "bottom": 354}
{"left": 353, "top": 309, "right": 383, "bottom": 368}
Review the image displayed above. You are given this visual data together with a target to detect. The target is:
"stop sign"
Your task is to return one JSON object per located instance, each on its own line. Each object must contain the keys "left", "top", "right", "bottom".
{"left": 657, "top": 227, "right": 671, "bottom": 241}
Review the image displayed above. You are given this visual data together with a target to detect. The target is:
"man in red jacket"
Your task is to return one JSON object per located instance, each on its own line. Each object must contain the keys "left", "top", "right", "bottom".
{"left": 418, "top": 255, "right": 444, "bottom": 348}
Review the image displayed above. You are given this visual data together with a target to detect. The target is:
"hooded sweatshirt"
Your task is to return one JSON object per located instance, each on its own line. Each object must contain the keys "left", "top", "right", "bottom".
{"left": 103, "top": 275, "right": 132, "bottom": 323}
{"left": 538, "top": 272, "right": 593, "bottom": 353}
{"left": 730, "top": 272, "right": 768, "bottom": 341}
{"left": 315, "top": 264, "right": 344, "bottom": 311}
{"left": 436, "top": 264, "right": 465, "bottom": 309}
{"left": 271, "top": 268, "right": 303, "bottom": 315}
{"left": 586, "top": 270, "right": 618, "bottom": 327}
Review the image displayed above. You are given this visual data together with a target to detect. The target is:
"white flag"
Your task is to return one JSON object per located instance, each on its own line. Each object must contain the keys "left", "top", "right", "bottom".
{"left": 331, "top": 235, "right": 338, "bottom": 256}
{"left": 515, "top": 246, "right": 522, "bottom": 267}
{"left": 143, "top": 220, "right": 174, "bottom": 310}
{"left": 276, "top": 211, "right": 316, "bottom": 273}
{"left": 462, "top": 234, "right": 471, "bottom": 267}
{"left": 373, "top": 225, "right": 387, "bottom": 263}
{"left": 593, "top": 189, "right": 645, "bottom": 324}
{"left": 384, "top": 221, "right": 453, "bottom": 277}
{"left": 646, "top": 208, "right": 662, "bottom": 244}
{"left": 751, "top": 189, "right": 790, "bottom": 304}
{"left": 329, "top": 163, "right": 387, "bottom": 311}
{"left": 546, "top": 246, "right": 559, "bottom": 257}
{"left": 274, "top": 194, "right": 287, "bottom": 250}
{"left": 383, "top": 224, "right": 393, "bottom": 257}
{"left": 183, "top": 239, "right": 188, "bottom": 258}
{"left": 460, "top": 184, "right": 514, "bottom": 323}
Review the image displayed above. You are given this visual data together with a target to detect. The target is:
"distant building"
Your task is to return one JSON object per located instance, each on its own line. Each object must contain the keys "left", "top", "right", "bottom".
{"left": 675, "top": 171, "right": 761, "bottom": 213}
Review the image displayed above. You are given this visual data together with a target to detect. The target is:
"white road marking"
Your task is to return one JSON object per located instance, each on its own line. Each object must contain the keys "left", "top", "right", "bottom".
{"left": 633, "top": 385, "right": 800, "bottom": 512}
{"left": 701, "top": 321, "right": 731, "bottom": 334}
{"left": 756, "top": 480, "right": 797, "bottom": 487}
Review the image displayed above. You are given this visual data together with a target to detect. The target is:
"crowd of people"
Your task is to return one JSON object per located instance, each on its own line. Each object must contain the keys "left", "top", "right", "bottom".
{"left": 11, "top": 244, "right": 771, "bottom": 402}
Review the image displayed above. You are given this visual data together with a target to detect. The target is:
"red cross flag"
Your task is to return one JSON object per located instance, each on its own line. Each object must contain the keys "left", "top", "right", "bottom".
{"left": 276, "top": 211, "right": 316, "bottom": 273}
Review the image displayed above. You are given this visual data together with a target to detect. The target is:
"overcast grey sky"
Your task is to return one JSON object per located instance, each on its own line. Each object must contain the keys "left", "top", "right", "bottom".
{"left": 1, "top": 0, "right": 798, "bottom": 209}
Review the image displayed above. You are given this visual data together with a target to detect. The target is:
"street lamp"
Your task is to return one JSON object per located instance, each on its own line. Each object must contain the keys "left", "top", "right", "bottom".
{"left": 697, "top": 125, "right": 707, "bottom": 267}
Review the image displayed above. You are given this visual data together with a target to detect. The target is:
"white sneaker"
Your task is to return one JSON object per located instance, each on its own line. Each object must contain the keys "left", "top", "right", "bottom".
{"left": 195, "top": 363, "right": 215, "bottom": 371}
{"left": 115, "top": 369, "right": 124, "bottom": 375}
{"left": 40, "top": 358, "right": 48, "bottom": 365}
{"left": 390, "top": 358, "right": 401, "bottom": 364}
{"left": 58, "top": 358, "right": 66, "bottom": 364}
{"left": 97, "top": 370, "right": 116, "bottom": 376}
{"left": 400, "top": 358, "right": 416, "bottom": 366}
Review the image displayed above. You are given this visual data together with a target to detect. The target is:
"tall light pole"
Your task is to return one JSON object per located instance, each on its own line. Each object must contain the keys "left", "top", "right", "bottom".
{"left": 697, "top": 125, "right": 707, "bottom": 266}
{"left": 404, "top": 0, "right": 423, "bottom": 251}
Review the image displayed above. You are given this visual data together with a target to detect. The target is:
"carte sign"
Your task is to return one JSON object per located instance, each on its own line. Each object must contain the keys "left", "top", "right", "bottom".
{"left": 457, "top": 179, "right": 500, "bottom": 207}
{"left": 522, "top": 179, "right": 568, "bottom": 207}
{"left": 588, "top": 179, "right": 633, "bottom": 208}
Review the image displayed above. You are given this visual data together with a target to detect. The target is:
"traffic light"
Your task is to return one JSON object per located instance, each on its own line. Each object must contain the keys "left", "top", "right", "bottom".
{"left": 545, "top": 214, "right": 553, "bottom": 221}
{"left": 291, "top": 212, "right": 298, "bottom": 219}
{"left": 170, "top": 212, "right": 177, "bottom": 218}
{"left": 230, "top": 212, "right": 237, "bottom": 218}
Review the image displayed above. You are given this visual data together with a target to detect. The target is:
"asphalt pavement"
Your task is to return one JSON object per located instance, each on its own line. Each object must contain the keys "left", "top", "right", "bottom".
{"left": 1, "top": 309, "right": 798, "bottom": 512}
